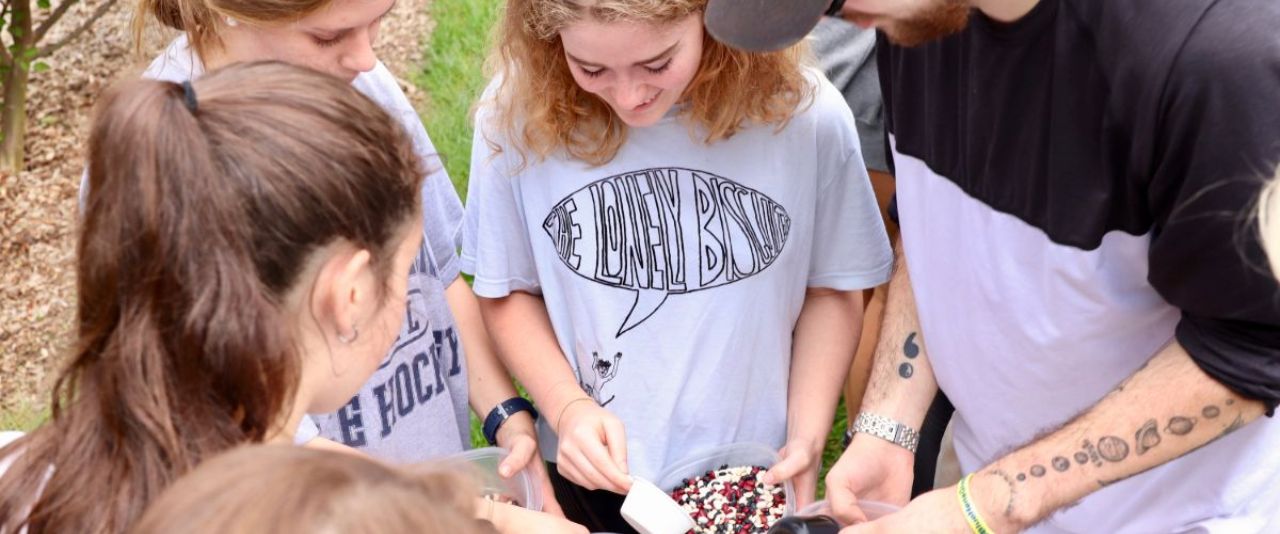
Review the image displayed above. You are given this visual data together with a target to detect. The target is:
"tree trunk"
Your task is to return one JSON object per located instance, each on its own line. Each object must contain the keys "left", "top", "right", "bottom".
{"left": 1, "top": 0, "right": 34, "bottom": 175}
{"left": 0, "top": 62, "right": 30, "bottom": 175}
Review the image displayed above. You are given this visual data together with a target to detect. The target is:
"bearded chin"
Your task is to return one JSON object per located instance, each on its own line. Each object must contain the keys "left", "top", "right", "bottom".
{"left": 884, "top": 1, "right": 971, "bottom": 47}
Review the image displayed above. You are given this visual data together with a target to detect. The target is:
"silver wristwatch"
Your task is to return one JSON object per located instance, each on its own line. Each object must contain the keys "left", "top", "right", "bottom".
{"left": 851, "top": 412, "right": 920, "bottom": 454}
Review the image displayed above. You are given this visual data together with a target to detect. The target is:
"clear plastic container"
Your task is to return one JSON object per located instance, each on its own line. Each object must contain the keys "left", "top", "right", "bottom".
{"left": 440, "top": 446, "right": 544, "bottom": 512}
{"left": 794, "top": 499, "right": 899, "bottom": 524}
{"left": 654, "top": 442, "right": 797, "bottom": 517}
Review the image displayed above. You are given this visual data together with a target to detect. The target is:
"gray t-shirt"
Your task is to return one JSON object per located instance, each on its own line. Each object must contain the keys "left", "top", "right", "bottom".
{"left": 135, "top": 36, "right": 471, "bottom": 462}
{"left": 462, "top": 71, "right": 893, "bottom": 480}
{"left": 811, "top": 18, "right": 888, "bottom": 173}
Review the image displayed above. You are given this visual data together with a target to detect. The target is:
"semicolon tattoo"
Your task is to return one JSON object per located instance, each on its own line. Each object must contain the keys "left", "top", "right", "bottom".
{"left": 904, "top": 332, "right": 920, "bottom": 358}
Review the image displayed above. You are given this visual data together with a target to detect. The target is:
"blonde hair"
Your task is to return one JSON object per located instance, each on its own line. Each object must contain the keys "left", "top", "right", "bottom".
{"left": 133, "top": 0, "right": 334, "bottom": 60}
{"left": 1259, "top": 166, "right": 1280, "bottom": 279}
{"left": 486, "top": 0, "right": 813, "bottom": 168}
{"left": 133, "top": 445, "right": 499, "bottom": 534}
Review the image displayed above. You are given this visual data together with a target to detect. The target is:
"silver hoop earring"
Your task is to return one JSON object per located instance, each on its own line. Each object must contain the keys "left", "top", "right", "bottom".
{"left": 337, "top": 327, "right": 359, "bottom": 344}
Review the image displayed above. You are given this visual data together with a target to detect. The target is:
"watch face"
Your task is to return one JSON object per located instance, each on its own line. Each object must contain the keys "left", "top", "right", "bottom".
{"left": 704, "top": 0, "right": 831, "bottom": 51}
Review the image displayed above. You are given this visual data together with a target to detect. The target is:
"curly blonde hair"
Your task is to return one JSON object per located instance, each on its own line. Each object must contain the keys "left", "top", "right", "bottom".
{"left": 486, "top": 0, "right": 813, "bottom": 169}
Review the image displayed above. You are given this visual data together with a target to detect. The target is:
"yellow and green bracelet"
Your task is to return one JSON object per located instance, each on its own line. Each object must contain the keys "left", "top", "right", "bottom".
{"left": 957, "top": 473, "right": 996, "bottom": 534}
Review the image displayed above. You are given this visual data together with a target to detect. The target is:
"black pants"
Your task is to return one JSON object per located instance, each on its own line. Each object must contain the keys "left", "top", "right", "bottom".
{"left": 911, "top": 391, "right": 955, "bottom": 498}
{"left": 547, "top": 462, "right": 638, "bottom": 534}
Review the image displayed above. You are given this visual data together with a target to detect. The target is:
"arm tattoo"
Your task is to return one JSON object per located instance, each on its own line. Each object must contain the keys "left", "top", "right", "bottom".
{"left": 1051, "top": 456, "right": 1071, "bottom": 472}
{"left": 898, "top": 332, "right": 920, "bottom": 379}
{"left": 1135, "top": 419, "right": 1161, "bottom": 455}
{"left": 904, "top": 332, "right": 920, "bottom": 358}
{"left": 1096, "top": 436, "right": 1129, "bottom": 462}
{"left": 898, "top": 362, "right": 914, "bottom": 378}
{"left": 1166, "top": 416, "right": 1196, "bottom": 436}
{"left": 986, "top": 469, "right": 1018, "bottom": 516}
{"left": 1224, "top": 414, "right": 1245, "bottom": 436}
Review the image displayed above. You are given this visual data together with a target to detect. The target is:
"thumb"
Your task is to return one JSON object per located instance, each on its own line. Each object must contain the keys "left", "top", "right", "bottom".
{"left": 764, "top": 447, "right": 807, "bottom": 486}
{"left": 499, "top": 437, "right": 536, "bottom": 478}
{"left": 828, "top": 474, "right": 869, "bottom": 525}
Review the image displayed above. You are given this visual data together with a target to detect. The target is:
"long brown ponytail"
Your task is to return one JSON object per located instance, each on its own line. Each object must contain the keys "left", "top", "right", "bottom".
{"left": 0, "top": 61, "right": 424, "bottom": 534}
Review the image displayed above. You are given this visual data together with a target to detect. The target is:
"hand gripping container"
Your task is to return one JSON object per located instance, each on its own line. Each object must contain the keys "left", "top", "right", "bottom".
{"left": 440, "top": 446, "right": 544, "bottom": 511}
{"left": 794, "top": 498, "right": 899, "bottom": 524}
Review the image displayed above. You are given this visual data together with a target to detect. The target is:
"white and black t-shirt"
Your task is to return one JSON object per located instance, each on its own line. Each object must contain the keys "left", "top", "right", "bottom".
{"left": 462, "top": 71, "right": 893, "bottom": 481}
{"left": 132, "top": 37, "right": 472, "bottom": 463}
{"left": 880, "top": 0, "right": 1280, "bottom": 531}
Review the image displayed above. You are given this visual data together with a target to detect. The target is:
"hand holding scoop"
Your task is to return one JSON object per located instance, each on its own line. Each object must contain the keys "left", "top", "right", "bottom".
{"left": 620, "top": 477, "right": 696, "bottom": 534}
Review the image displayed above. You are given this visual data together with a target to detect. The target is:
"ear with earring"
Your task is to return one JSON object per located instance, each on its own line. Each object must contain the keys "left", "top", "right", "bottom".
{"left": 225, "top": 16, "right": 239, "bottom": 27}
{"left": 337, "top": 326, "right": 360, "bottom": 344}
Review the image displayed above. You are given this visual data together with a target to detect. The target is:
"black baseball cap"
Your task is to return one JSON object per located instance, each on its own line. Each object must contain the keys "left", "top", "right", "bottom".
{"left": 704, "top": 0, "right": 834, "bottom": 52}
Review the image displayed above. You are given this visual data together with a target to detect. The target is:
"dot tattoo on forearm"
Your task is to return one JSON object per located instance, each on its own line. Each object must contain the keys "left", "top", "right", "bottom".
{"left": 1052, "top": 456, "right": 1070, "bottom": 472}
{"left": 1166, "top": 416, "right": 1196, "bottom": 436}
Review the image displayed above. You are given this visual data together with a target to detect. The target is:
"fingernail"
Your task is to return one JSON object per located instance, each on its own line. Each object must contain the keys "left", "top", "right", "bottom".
{"left": 499, "top": 466, "right": 511, "bottom": 477}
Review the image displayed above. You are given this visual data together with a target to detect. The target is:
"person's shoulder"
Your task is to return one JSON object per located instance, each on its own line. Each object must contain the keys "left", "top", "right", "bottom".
{"left": 1062, "top": 0, "right": 1275, "bottom": 84}
{"left": 142, "top": 34, "right": 201, "bottom": 83}
{"left": 787, "top": 66, "right": 858, "bottom": 139}
{"left": 472, "top": 74, "right": 511, "bottom": 137}
{"left": 351, "top": 61, "right": 410, "bottom": 106}
{"left": 1171, "top": 0, "right": 1280, "bottom": 82}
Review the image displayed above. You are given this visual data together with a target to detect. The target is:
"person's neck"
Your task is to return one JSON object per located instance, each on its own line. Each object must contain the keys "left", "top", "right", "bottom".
{"left": 263, "top": 389, "right": 313, "bottom": 446}
{"left": 971, "top": 0, "right": 1040, "bottom": 22}
{"left": 200, "top": 45, "right": 234, "bottom": 72}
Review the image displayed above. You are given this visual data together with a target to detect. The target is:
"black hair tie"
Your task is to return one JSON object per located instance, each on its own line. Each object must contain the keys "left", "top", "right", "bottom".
{"left": 181, "top": 80, "right": 198, "bottom": 113}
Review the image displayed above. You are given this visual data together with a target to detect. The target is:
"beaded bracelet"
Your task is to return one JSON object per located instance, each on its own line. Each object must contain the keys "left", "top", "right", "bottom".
{"left": 957, "top": 474, "right": 995, "bottom": 534}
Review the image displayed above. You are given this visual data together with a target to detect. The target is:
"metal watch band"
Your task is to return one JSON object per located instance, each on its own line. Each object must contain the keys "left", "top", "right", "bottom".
{"left": 852, "top": 412, "right": 920, "bottom": 454}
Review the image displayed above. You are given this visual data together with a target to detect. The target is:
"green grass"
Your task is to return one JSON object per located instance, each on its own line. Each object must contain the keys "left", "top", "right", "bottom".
{"left": 0, "top": 402, "right": 48, "bottom": 432}
{"left": 415, "top": 0, "right": 503, "bottom": 199}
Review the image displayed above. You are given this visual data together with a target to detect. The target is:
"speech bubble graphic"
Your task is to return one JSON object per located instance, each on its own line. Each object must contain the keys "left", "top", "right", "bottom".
{"left": 543, "top": 167, "right": 791, "bottom": 336}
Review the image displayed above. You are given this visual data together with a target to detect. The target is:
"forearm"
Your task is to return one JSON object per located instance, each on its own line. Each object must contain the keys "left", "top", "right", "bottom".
{"left": 301, "top": 437, "right": 364, "bottom": 456}
{"left": 477, "top": 291, "right": 588, "bottom": 425}
{"left": 971, "top": 343, "right": 1267, "bottom": 531}
{"left": 788, "top": 288, "right": 864, "bottom": 449}
{"left": 858, "top": 247, "right": 938, "bottom": 430}
{"left": 446, "top": 279, "right": 521, "bottom": 416}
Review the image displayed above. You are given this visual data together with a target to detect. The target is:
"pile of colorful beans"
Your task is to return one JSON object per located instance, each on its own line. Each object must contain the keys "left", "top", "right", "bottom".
{"left": 669, "top": 465, "right": 787, "bottom": 533}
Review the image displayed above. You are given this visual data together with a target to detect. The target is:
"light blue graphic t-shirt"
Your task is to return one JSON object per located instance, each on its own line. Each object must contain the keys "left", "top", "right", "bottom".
{"left": 462, "top": 71, "right": 893, "bottom": 480}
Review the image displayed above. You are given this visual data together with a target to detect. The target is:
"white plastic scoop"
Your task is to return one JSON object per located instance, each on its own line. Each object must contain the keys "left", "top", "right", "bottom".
{"left": 620, "top": 477, "right": 696, "bottom": 534}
